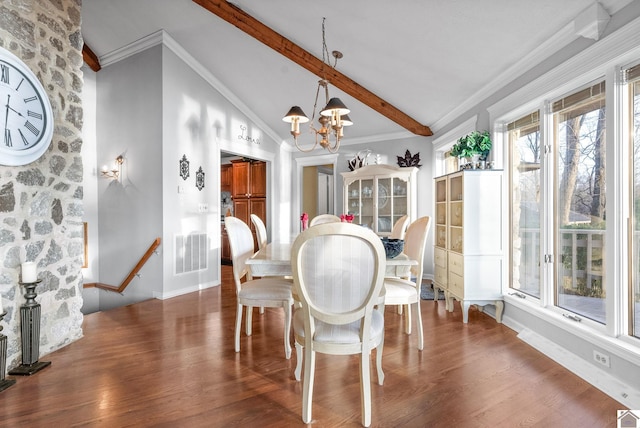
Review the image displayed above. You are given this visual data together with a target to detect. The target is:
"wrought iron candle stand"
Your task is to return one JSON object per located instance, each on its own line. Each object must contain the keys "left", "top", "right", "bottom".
{"left": 0, "top": 311, "right": 16, "bottom": 391}
{"left": 8, "top": 280, "right": 51, "bottom": 376}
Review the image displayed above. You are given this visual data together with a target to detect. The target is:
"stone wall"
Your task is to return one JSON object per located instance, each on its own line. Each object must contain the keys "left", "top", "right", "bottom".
{"left": 0, "top": 0, "right": 84, "bottom": 370}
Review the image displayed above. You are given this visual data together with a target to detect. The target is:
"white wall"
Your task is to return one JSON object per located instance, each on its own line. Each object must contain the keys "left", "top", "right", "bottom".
{"left": 80, "top": 65, "right": 100, "bottom": 314}
{"left": 87, "top": 39, "right": 293, "bottom": 306}
{"left": 95, "top": 45, "right": 164, "bottom": 310}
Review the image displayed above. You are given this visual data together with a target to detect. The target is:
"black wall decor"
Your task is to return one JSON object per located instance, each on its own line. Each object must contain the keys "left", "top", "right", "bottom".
{"left": 179, "top": 154, "right": 190, "bottom": 180}
{"left": 196, "top": 166, "right": 205, "bottom": 191}
{"left": 397, "top": 150, "right": 422, "bottom": 168}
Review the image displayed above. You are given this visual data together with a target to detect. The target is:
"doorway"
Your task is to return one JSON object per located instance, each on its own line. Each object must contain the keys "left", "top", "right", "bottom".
{"left": 302, "top": 164, "right": 334, "bottom": 218}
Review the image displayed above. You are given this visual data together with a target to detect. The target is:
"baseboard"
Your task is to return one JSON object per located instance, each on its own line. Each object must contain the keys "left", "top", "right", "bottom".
{"left": 153, "top": 281, "right": 220, "bottom": 300}
{"left": 517, "top": 328, "right": 640, "bottom": 409}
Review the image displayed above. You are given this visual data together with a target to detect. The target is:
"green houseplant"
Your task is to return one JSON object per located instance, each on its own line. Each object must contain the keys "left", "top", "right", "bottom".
{"left": 451, "top": 130, "right": 492, "bottom": 163}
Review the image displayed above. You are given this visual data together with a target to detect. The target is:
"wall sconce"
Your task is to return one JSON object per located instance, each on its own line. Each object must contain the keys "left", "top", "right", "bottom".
{"left": 101, "top": 155, "right": 124, "bottom": 180}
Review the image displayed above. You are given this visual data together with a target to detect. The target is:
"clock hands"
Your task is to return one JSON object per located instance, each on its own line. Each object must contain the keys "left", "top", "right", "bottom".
{"left": 3, "top": 95, "right": 9, "bottom": 147}
{"left": 4, "top": 94, "right": 24, "bottom": 118}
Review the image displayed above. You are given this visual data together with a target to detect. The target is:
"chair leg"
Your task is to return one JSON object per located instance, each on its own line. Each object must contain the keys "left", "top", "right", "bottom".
{"left": 235, "top": 303, "right": 243, "bottom": 352}
{"left": 376, "top": 338, "right": 384, "bottom": 385}
{"left": 302, "top": 345, "right": 315, "bottom": 424}
{"left": 294, "top": 341, "right": 303, "bottom": 381}
{"left": 415, "top": 300, "right": 424, "bottom": 351}
{"left": 360, "top": 350, "right": 372, "bottom": 427}
{"left": 246, "top": 306, "right": 253, "bottom": 336}
{"left": 405, "top": 304, "right": 412, "bottom": 335}
{"left": 283, "top": 303, "right": 292, "bottom": 359}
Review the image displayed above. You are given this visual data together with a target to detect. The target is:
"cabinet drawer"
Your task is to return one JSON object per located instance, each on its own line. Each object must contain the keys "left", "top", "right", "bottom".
{"left": 434, "top": 265, "right": 448, "bottom": 286}
{"left": 434, "top": 247, "right": 447, "bottom": 268}
{"left": 448, "top": 272, "right": 464, "bottom": 298}
{"left": 449, "top": 252, "right": 464, "bottom": 277}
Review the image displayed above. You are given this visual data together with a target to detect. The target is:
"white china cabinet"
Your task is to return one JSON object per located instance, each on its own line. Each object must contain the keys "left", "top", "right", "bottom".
{"left": 341, "top": 164, "right": 417, "bottom": 236}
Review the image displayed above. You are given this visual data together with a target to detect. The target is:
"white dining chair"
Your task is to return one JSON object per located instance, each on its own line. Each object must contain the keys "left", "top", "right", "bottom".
{"left": 390, "top": 215, "right": 409, "bottom": 240}
{"left": 309, "top": 213, "right": 341, "bottom": 226}
{"left": 225, "top": 216, "right": 294, "bottom": 359}
{"left": 291, "top": 222, "right": 386, "bottom": 427}
{"left": 250, "top": 214, "right": 267, "bottom": 250}
{"left": 383, "top": 216, "right": 431, "bottom": 350}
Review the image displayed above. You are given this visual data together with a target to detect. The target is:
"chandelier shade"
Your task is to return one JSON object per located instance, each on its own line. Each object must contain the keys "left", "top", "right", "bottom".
{"left": 283, "top": 18, "right": 352, "bottom": 153}
{"left": 320, "top": 97, "right": 350, "bottom": 117}
{"left": 282, "top": 106, "right": 310, "bottom": 123}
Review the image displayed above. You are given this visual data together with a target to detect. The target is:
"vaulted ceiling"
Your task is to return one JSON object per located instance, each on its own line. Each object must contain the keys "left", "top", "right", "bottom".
{"left": 81, "top": 0, "right": 631, "bottom": 148}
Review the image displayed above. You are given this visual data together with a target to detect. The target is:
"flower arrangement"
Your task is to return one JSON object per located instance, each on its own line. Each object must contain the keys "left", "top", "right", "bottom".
{"left": 340, "top": 214, "right": 355, "bottom": 223}
{"left": 450, "top": 130, "right": 492, "bottom": 160}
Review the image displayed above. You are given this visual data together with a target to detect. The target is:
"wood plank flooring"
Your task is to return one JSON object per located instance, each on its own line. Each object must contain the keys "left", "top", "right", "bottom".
{"left": 0, "top": 266, "right": 625, "bottom": 427}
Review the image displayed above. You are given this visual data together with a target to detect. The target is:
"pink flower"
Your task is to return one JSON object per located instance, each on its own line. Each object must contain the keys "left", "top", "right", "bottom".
{"left": 346, "top": 214, "right": 354, "bottom": 223}
{"left": 301, "top": 212, "right": 308, "bottom": 221}
{"left": 340, "top": 214, "right": 346, "bottom": 222}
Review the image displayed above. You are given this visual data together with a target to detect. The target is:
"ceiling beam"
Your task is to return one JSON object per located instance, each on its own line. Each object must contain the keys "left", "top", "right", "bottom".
{"left": 192, "top": 0, "right": 432, "bottom": 136}
{"left": 82, "top": 43, "right": 101, "bottom": 72}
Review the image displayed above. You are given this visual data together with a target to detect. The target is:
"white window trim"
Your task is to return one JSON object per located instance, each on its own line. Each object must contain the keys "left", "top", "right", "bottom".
{"left": 489, "top": 15, "right": 640, "bottom": 361}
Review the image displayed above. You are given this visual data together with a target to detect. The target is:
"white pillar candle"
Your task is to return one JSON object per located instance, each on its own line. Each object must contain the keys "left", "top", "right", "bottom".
{"left": 21, "top": 262, "right": 37, "bottom": 283}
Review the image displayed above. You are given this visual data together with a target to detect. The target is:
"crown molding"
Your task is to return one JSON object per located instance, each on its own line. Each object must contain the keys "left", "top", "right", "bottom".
{"left": 98, "top": 30, "right": 285, "bottom": 148}
{"left": 487, "top": 13, "right": 640, "bottom": 122}
{"left": 430, "top": 21, "right": 577, "bottom": 134}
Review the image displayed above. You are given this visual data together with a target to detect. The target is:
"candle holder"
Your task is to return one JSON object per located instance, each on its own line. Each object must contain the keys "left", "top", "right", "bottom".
{"left": 8, "top": 281, "right": 51, "bottom": 376}
{"left": 0, "top": 311, "right": 16, "bottom": 391}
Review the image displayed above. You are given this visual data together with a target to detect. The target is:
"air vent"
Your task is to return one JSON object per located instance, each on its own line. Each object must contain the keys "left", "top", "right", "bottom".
{"left": 175, "top": 233, "right": 208, "bottom": 274}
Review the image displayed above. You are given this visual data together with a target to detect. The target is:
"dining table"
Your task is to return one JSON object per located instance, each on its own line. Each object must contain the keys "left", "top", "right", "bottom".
{"left": 246, "top": 241, "right": 417, "bottom": 278}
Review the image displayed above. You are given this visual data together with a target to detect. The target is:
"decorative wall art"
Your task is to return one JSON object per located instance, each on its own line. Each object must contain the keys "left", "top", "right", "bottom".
{"left": 397, "top": 150, "right": 422, "bottom": 168}
{"left": 196, "top": 166, "right": 205, "bottom": 191}
{"left": 348, "top": 149, "right": 377, "bottom": 171}
{"left": 179, "top": 154, "right": 190, "bottom": 180}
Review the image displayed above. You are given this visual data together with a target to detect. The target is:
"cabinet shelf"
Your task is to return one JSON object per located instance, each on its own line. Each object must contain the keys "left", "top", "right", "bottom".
{"left": 433, "top": 170, "right": 504, "bottom": 324}
{"left": 342, "top": 165, "right": 417, "bottom": 236}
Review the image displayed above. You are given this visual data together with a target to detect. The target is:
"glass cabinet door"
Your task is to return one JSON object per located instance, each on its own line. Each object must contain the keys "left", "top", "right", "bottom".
{"left": 377, "top": 177, "right": 393, "bottom": 233}
{"left": 346, "top": 178, "right": 374, "bottom": 228}
{"left": 391, "top": 177, "right": 408, "bottom": 229}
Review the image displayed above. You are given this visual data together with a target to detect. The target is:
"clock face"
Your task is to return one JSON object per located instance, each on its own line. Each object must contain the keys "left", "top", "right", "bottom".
{"left": 0, "top": 47, "right": 53, "bottom": 166}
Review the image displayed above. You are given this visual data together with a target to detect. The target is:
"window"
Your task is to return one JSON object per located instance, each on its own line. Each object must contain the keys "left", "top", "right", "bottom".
{"left": 509, "top": 111, "right": 541, "bottom": 298}
{"left": 628, "top": 64, "right": 640, "bottom": 338}
{"left": 552, "top": 81, "right": 607, "bottom": 323}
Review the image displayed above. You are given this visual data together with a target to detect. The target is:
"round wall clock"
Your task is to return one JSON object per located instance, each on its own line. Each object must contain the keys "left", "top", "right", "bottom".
{"left": 0, "top": 47, "right": 54, "bottom": 166}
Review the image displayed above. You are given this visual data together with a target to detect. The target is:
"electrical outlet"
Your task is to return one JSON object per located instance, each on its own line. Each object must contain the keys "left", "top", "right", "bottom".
{"left": 593, "top": 350, "right": 610, "bottom": 367}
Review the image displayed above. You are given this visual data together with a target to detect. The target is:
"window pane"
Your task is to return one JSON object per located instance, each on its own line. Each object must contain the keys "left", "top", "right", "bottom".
{"left": 510, "top": 113, "right": 541, "bottom": 298}
{"left": 554, "top": 82, "right": 606, "bottom": 323}
{"left": 631, "top": 78, "right": 640, "bottom": 339}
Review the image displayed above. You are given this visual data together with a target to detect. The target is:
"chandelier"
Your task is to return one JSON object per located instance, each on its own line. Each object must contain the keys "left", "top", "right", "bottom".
{"left": 282, "top": 18, "right": 352, "bottom": 153}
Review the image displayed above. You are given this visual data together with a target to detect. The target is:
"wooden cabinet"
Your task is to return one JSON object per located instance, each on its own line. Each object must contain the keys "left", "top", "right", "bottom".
{"left": 230, "top": 160, "right": 267, "bottom": 251}
{"left": 341, "top": 164, "right": 417, "bottom": 235}
{"left": 250, "top": 162, "right": 266, "bottom": 197}
{"left": 432, "top": 170, "right": 505, "bottom": 323}
{"left": 221, "top": 164, "right": 232, "bottom": 193}
{"left": 221, "top": 222, "right": 231, "bottom": 264}
{"left": 231, "top": 160, "right": 266, "bottom": 198}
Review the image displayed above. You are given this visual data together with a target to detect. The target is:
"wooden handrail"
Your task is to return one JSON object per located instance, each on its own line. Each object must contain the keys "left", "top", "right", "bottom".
{"left": 84, "top": 238, "right": 161, "bottom": 293}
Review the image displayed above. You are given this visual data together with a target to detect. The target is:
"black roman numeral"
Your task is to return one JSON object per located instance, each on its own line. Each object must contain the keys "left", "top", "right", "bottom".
{"left": 27, "top": 110, "right": 42, "bottom": 120}
{"left": 23, "top": 96, "right": 37, "bottom": 103}
{"left": 0, "top": 64, "right": 9, "bottom": 84}
{"left": 24, "top": 121, "right": 40, "bottom": 136}
{"left": 4, "top": 129, "right": 11, "bottom": 147}
{"left": 18, "top": 129, "right": 28, "bottom": 145}
{"left": 15, "top": 78, "right": 24, "bottom": 91}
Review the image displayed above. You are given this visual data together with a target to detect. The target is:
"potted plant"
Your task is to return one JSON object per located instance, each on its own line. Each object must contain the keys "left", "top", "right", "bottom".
{"left": 451, "top": 130, "right": 492, "bottom": 168}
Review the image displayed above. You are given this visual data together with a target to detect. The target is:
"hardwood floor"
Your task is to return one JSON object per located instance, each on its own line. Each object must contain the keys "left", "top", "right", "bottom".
{"left": 0, "top": 266, "right": 624, "bottom": 427}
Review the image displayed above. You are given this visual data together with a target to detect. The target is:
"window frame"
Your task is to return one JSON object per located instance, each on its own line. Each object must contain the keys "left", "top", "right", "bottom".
{"left": 487, "top": 16, "right": 640, "bottom": 358}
